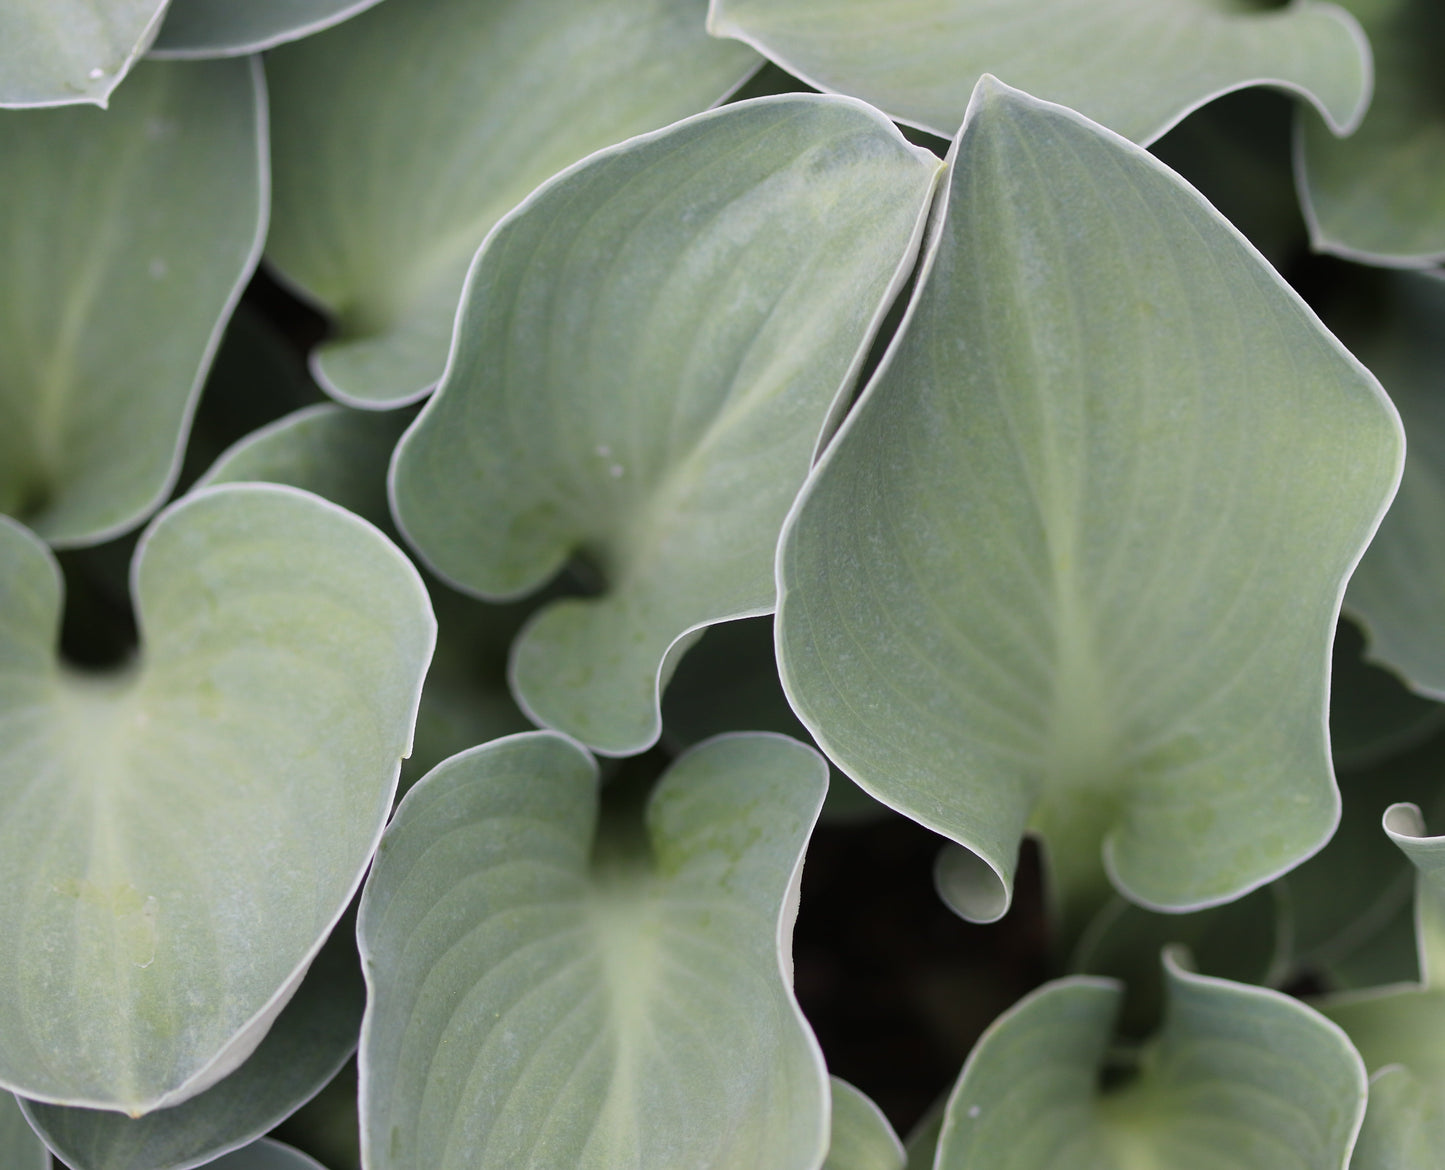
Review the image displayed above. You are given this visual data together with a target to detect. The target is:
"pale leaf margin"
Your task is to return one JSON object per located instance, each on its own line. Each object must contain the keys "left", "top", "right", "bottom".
{"left": 149, "top": 0, "right": 392, "bottom": 58}
{"left": 773, "top": 75, "right": 1404, "bottom": 923}
{"left": 388, "top": 93, "right": 940, "bottom": 757}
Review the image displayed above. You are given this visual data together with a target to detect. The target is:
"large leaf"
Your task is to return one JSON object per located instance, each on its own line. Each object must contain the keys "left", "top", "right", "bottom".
{"left": 934, "top": 955, "right": 1367, "bottom": 1169}
{"left": 1338, "top": 273, "right": 1445, "bottom": 697}
{"left": 776, "top": 77, "right": 1401, "bottom": 928}
{"left": 0, "top": 484, "right": 434, "bottom": 1114}
{"left": 0, "top": 1094, "right": 47, "bottom": 1170}
{"left": 197, "top": 403, "right": 534, "bottom": 788}
{"left": 824, "top": 1078, "right": 904, "bottom": 1170}
{"left": 392, "top": 95, "right": 940, "bottom": 755}
{"left": 1320, "top": 803, "right": 1445, "bottom": 1169}
{"left": 151, "top": 0, "right": 389, "bottom": 57}
{"left": 357, "top": 731, "right": 829, "bottom": 1170}
{"left": 265, "top": 0, "right": 760, "bottom": 408}
{"left": 707, "top": 0, "right": 1371, "bottom": 144}
{"left": 20, "top": 919, "right": 363, "bottom": 1170}
{"left": 1297, "top": 0, "right": 1445, "bottom": 266}
{"left": 0, "top": 58, "right": 267, "bottom": 547}
{"left": 0, "top": 0, "right": 168, "bottom": 108}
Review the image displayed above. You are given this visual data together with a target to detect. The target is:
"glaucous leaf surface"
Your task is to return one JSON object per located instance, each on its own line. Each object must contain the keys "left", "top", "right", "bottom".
{"left": 0, "top": 58, "right": 267, "bottom": 547}
{"left": 824, "top": 1078, "right": 904, "bottom": 1170}
{"left": 1320, "top": 804, "right": 1445, "bottom": 1169}
{"left": 198, "top": 403, "right": 534, "bottom": 789}
{"left": 0, "top": 484, "right": 434, "bottom": 1114}
{"left": 21, "top": 920, "right": 363, "bottom": 1170}
{"left": 0, "top": 0, "right": 168, "bottom": 108}
{"left": 0, "top": 1093, "right": 47, "bottom": 1170}
{"left": 776, "top": 78, "right": 1402, "bottom": 927}
{"left": 265, "top": 0, "right": 760, "bottom": 408}
{"left": 151, "top": 0, "right": 390, "bottom": 56}
{"left": 1338, "top": 273, "right": 1445, "bottom": 698}
{"left": 393, "top": 95, "right": 941, "bottom": 754}
{"left": 205, "top": 1139, "right": 327, "bottom": 1169}
{"left": 1297, "top": 0, "right": 1445, "bottom": 265}
{"left": 935, "top": 955, "right": 1367, "bottom": 1169}
{"left": 358, "top": 731, "right": 829, "bottom": 1170}
{"left": 707, "top": 0, "right": 1371, "bottom": 144}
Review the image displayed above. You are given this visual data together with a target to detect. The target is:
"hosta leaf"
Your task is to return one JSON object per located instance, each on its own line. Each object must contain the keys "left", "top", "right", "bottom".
{"left": 1297, "top": 0, "right": 1445, "bottom": 266}
{"left": 935, "top": 956, "right": 1367, "bottom": 1169}
{"left": 707, "top": 0, "right": 1371, "bottom": 144}
{"left": 392, "top": 95, "right": 940, "bottom": 755}
{"left": 20, "top": 920, "right": 363, "bottom": 1170}
{"left": 357, "top": 731, "right": 829, "bottom": 1170}
{"left": 198, "top": 403, "right": 534, "bottom": 788}
{"left": 0, "top": 484, "right": 434, "bottom": 1113}
{"left": 265, "top": 0, "right": 760, "bottom": 408}
{"left": 1, "top": 1094, "right": 47, "bottom": 1170}
{"left": 151, "top": 0, "right": 390, "bottom": 57}
{"left": 0, "top": 58, "right": 267, "bottom": 547}
{"left": 206, "top": 1139, "right": 326, "bottom": 1169}
{"left": 1320, "top": 804, "right": 1445, "bottom": 1168}
{"left": 0, "top": 0, "right": 168, "bottom": 108}
{"left": 1339, "top": 273, "right": 1445, "bottom": 697}
{"left": 824, "top": 1078, "right": 904, "bottom": 1170}
{"left": 776, "top": 77, "right": 1401, "bottom": 927}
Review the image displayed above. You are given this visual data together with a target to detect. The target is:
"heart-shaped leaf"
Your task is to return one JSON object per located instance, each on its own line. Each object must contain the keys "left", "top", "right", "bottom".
{"left": 0, "top": 58, "right": 267, "bottom": 547}
{"left": 776, "top": 77, "right": 1401, "bottom": 928}
{"left": 1, "top": 1094, "right": 47, "bottom": 1170}
{"left": 357, "top": 731, "right": 829, "bottom": 1170}
{"left": 1336, "top": 273, "right": 1445, "bottom": 698}
{"left": 0, "top": 0, "right": 169, "bottom": 108}
{"left": 0, "top": 484, "right": 434, "bottom": 1114}
{"left": 19, "top": 918, "right": 363, "bottom": 1170}
{"left": 151, "top": 0, "right": 390, "bottom": 57}
{"left": 1297, "top": 0, "right": 1445, "bottom": 266}
{"left": 707, "top": 0, "right": 1371, "bottom": 144}
{"left": 934, "top": 954, "right": 1367, "bottom": 1169}
{"left": 392, "top": 94, "right": 941, "bottom": 755}
{"left": 1319, "top": 803, "right": 1445, "bottom": 1169}
{"left": 264, "top": 0, "right": 761, "bottom": 408}
{"left": 825, "top": 1078, "right": 904, "bottom": 1170}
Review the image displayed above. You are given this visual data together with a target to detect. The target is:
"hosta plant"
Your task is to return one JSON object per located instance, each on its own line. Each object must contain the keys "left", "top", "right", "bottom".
{"left": 2, "top": 1, "right": 1445, "bottom": 1168}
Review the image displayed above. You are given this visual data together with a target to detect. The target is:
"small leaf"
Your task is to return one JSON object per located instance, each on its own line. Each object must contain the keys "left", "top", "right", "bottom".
{"left": 265, "top": 0, "right": 760, "bottom": 408}
{"left": 1297, "top": 0, "right": 1445, "bottom": 266}
{"left": 1339, "top": 273, "right": 1445, "bottom": 697}
{"left": 936, "top": 956, "right": 1367, "bottom": 1169}
{"left": 0, "top": 484, "right": 434, "bottom": 1113}
{"left": 0, "top": 0, "right": 168, "bottom": 108}
{"left": 357, "top": 731, "right": 829, "bottom": 1170}
{"left": 392, "top": 94, "right": 940, "bottom": 754}
{"left": 776, "top": 77, "right": 1401, "bottom": 927}
{"left": 707, "top": 0, "right": 1371, "bottom": 143}
{"left": 0, "top": 58, "right": 267, "bottom": 547}
{"left": 151, "top": 0, "right": 390, "bottom": 57}
{"left": 0, "top": 1094, "right": 47, "bottom": 1170}
{"left": 20, "top": 920, "right": 363, "bottom": 1170}
{"left": 825, "top": 1078, "right": 904, "bottom": 1170}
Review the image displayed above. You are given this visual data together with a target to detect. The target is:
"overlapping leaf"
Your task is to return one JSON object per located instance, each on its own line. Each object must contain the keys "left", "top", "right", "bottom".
{"left": 392, "top": 94, "right": 940, "bottom": 754}
{"left": 1297, "top": 0, "right": 1445, "bottom": 265}
{"left": 206, "top": 1139, "right": 327, "bottom": 1169}
{"left": 0, "top": 1094, "right": 47, "bottom": 1170}
{"left": 824, "top": 1078, "right": 904, "bottom": 1170}
{"left": 1320, "top": 804, "right": 1445, "bottom": 1169}
{"left": 707, "top": 0, "right": 1371, "bottom": 143}
{"left": 20, "top": 920, "right": 363, "bottom": 1170}
{"left": 0, "top": 0, "right": 169, "bottom": 108}
{"left": 265, "top": 0, "right": 761, "bottom": 408}
{"left": 357, "top": 731, "right": 829, "bottom": 1170}
{"left": 0, "top": 484, "right": 434, "bottom": 1114}
{"left": 0, "top": 58, "right": 267, "bottom": 547}
{"left": 776, "top": 78, "right": 1401, "bottom": 927}
{"left": 151, "top": 0, "right": 390, "bottom": 56}
{"left": 934, "top": 955, "right": 1366, "bottom": 1169}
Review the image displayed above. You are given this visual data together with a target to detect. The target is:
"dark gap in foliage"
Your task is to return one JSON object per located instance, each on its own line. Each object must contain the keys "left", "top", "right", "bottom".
{"left": 723, "top": 60, "right": 819, "bottom": 105}
{"left": 793, "top": 822, "right": 1049, "bottom": 1134}
{"left": 55, "top": 534, "right": 140, "bottom": 670}
{"left": 248, "top": 262, "right": 332, "bottom": 358}
{"left": 272, "top": 1057, "right": 363, "bottom": 1170}
{"left": 591, "top": 744, "right": 671, "bottom": 874}
{"left": 1095, "top": 1044, "right": 1144, "bottom": 1095}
